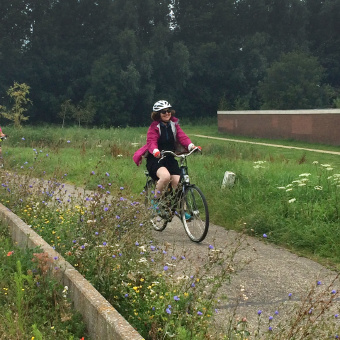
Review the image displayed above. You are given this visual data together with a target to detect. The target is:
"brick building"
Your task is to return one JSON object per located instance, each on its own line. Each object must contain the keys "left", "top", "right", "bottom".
{"left": 217, "top": 109, "right": 340, "bottom": 146}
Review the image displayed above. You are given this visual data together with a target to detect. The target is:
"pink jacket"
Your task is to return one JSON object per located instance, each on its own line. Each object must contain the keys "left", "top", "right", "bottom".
{"left": 133, "top": 117, "right": 192, "bottom": 166}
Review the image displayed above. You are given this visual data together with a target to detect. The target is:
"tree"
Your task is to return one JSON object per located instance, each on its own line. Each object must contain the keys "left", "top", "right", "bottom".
{"left": 258, "top": 51, "right": 334, "bottom": 109}
{"left": 58, "top": 99, "right": 76, "bottom": 128}
{"left": 0, "top": 82, "right": 31, "bottom": 128}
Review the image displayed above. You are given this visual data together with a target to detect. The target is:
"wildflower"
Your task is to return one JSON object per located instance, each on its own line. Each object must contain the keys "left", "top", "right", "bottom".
{"left": 288, "top": 198, "right": 296, "bottom": 203}
{"left": 331, "top": 290, "right": 337, "bottom": 294}
{"left": 105, "top": 172, "right": 110, "bottom": 176}
{"left": 67, "top": 140, "right": 71, "bottom": 143}
{"left": 125, "top": 294, "right": 128, "bottom": 297}
{"left": 135, "top": 241, "right": 139, "bottom": 246}
{"left": 269, "top": 316, "right": 273, "bottom": 321}
{"left": 335, "top": 314, "right": 339, "bottom": 318}
{"left": 174, "top": 296, "right": 180, "bottom": 301}
{"left": 7, "top": 251, "right": 14, "bottom": 256}
{"left": 263, "top": 234, "right": 267, "bottom": 238}
{"left": 268, "top": 327, "right": 273, "bottom": 331}
{"left": 163, "top": 266, "right": 169, "bottom": 271}
{"left": 53, "top": 256, "right": 58, "bottom": 260}
{"left": 275, "top": 310, "right": 279, "bottom": 315}
{"left": 314, "top": 185, "right": 323, "bottom": 190}
{"left": 208, "top": 245, "right": 214, "bottom": 249}
{"left": 288, "top": 293, "right": 292, "bottom": 298}
{"left": 120, "top": 187, "right": 124, "bottom": 190}
{"left": 257, "top": 310, "right": 262, "bottom": 315}
{"left": 317, "top": 281, "right": 322, "bottom": 285}
{"left": 22, "top": 137, "right": 25, "bottom": 140}
{"left": 166, "top": 307, "right": 171, "bottom": 314}
{"left": 197, "top": 311, "right": 203, "bottom": 315}
{"left": 91, "top": 171, "right": 95, "bottom": 175}
{"left": 103, "top": 242, "right": 107, "bottom": 246}
{"left": 299, "top": 173, "right": 311, "bottom": 177}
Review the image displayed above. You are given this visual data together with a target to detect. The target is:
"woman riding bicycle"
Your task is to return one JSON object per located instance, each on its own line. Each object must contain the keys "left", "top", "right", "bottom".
{"left": 133, "top": 100, "right": 201, "bottom": 200}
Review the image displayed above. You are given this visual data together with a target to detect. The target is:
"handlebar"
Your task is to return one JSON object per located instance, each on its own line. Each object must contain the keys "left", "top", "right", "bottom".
{"left": 159, "top": 147, "right": 201, "bottom": 162}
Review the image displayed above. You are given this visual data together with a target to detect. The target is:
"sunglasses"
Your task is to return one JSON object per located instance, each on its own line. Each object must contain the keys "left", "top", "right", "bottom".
{"left": 160, "top": 109, "right": 172, "bottom": 114}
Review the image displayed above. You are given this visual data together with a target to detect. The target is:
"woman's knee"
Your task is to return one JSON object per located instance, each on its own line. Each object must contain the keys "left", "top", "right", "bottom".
{"left": 157, "top": 168, "right": 171, "bottom": 182}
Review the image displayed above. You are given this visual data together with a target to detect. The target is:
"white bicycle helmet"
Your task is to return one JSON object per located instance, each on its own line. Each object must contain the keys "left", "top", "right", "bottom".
{"left": 153, "top": 100, "right": 172, "bottom": 111}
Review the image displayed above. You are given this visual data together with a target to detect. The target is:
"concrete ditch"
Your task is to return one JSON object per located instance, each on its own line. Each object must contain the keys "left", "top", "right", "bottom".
{"left": 0, "top": 203, "right": 143, "bottom": 340}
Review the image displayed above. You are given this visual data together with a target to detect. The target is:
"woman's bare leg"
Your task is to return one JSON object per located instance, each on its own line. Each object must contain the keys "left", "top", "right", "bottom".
{"left": 170, "top": 175, "right": 180, "bottom": 190}
{"left": 155, "top": 167, "right": 171, "bottom": 198}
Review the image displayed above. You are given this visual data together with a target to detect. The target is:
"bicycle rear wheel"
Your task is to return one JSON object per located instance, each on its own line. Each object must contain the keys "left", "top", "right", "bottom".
{"left": 144, "top": 180, "right": 169, "bottom": 231}
{"left": 181, "top": 185, "right": 209, "bottom": 242}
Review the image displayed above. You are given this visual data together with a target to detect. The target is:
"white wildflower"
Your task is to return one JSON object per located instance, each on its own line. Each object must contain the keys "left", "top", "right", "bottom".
{"left": 62, "top": 286, "right": 69, "bottom": 298}
{"left": 314, "top": 186, "right": 323, "bottom": 190}
{"left": 321, "top": 164, "right": 331, "bottom": 167}
{"left": 326, "top": 167, "right": 334, "bottom": 171}
{"left": 139, "top": 245, "right": 146, "bottom": 252}
{"left": 299, "top": 173, "right": 311, "bottom": 177}
{"left": 288, "top": 198, "right": 296, "bottom": 203}
{"left": 312, "top": 161, "right": 319, "bottom": 164}
{"left": 286, "top": 188, "right": 293, "bottom": 192}
{"left": 298, "top": 183, "right": 306, "bottom": 186}
{"left": 277, "top": 187, "right": 286, "bottom": 190}
{"left": 138, "top": 257, "right": 147, "bottom": 263}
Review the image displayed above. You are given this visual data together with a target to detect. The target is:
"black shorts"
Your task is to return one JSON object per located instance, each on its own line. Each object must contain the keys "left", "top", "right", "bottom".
{"left": 146, "top": 155, "right": 180, "bottom": 181}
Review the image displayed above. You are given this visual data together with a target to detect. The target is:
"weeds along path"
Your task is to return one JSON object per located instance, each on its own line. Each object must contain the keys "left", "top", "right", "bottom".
{"left": 193, "top": 134, "right": 340, "bottom": 155}
{"left": 12, "top": 173, "right": 339, "bottom": 336}
{"left": 151, "top": 218, "right": 339, "bottom": 334}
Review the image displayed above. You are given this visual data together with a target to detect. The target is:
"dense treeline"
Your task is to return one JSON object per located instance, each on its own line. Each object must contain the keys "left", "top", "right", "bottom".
{"left": 0, "top": 0, "right": 339, "bottom": 127}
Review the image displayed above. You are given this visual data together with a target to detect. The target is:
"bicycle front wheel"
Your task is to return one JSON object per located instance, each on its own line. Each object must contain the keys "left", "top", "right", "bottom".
{"left": 145, "top": 180, "right": 169, "bottom": 231}
{"left": 181, "top": 185, "right": 209, "bottom": 242}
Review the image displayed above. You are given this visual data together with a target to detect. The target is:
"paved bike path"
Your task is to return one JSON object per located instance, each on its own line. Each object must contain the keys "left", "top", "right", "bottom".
{"left": 152, "top": 218, "right": 337, "bottom": 335}
{"left": 193, "top": 134, "right": 340, "bottom": 155}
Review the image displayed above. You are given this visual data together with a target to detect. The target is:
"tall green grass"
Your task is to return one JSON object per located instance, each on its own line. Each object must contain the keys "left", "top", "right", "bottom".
{"left": 2, "top": 124, "right": 340, "bottom": 267}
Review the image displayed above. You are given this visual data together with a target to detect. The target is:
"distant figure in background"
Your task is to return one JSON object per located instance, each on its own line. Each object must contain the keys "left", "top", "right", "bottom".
{"left": 133, "top": 100, "right": 201, "bottom": 199}
{"left": 0, "top": 126, "right": 6, "bottom": 167}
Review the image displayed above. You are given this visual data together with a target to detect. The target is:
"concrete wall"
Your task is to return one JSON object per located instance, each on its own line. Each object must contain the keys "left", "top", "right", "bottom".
{"left": 217, "top": 109, "right": 340, "bottom": 146}
{"left": 0, "top": 204, "right": 143, "bottom": 340}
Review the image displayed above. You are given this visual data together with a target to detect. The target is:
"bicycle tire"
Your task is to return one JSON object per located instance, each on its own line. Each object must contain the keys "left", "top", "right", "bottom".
{"left": 144, "top": 180, "right": 169, "bottom": 231}
{"left": 181, "top": 185, "right": 209, "bottom": 242}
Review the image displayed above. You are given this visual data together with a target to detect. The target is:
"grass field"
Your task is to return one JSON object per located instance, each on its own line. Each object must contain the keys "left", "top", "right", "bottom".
{"left": 1, "top": 123, "right": 339, "bottom": 339}
{"left": 1, "top": 123, "right": 340, "bottom": 268}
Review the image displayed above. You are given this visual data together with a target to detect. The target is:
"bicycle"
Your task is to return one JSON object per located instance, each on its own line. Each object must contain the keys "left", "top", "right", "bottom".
{"left": 144, "top": 148, "right": 209, "bottom": 243}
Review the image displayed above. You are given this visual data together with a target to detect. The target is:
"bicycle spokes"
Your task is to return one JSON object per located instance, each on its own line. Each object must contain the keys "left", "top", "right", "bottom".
{"left": 181, "top": 186, "right": 209, "bottom": 242}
